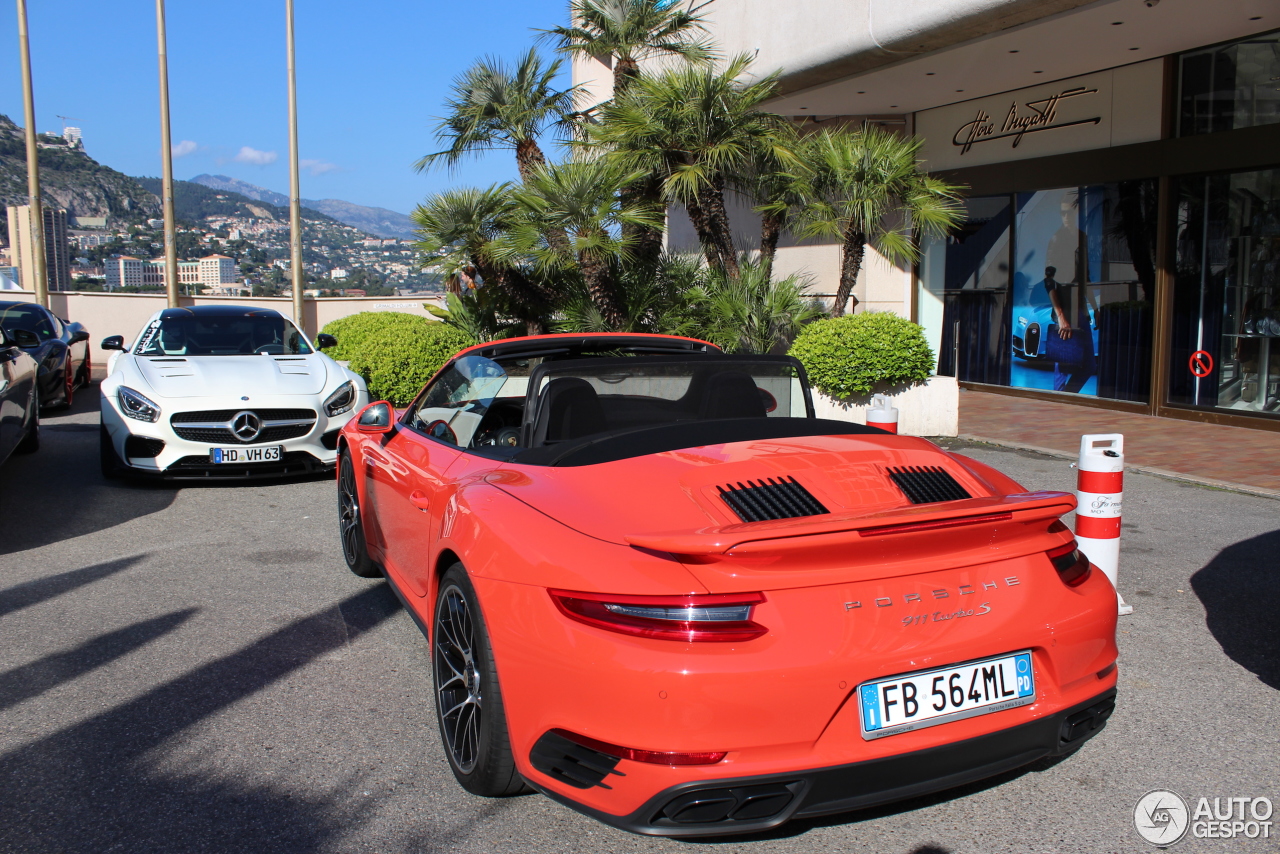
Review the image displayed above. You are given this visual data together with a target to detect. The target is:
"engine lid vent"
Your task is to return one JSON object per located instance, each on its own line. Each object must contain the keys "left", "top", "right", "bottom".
{"left": 887, "top": 466, "right": 971, "bottom": 505}
{"left": 718, "top": 477, "right": 829, "bottom": 523}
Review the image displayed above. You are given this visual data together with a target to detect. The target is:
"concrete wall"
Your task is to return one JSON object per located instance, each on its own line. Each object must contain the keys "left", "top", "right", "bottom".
{"left": 5, "top": 291, "right": 446, "bottom": 373}
{"left": 665, "top": 193, "right": 912, "bottom": 317}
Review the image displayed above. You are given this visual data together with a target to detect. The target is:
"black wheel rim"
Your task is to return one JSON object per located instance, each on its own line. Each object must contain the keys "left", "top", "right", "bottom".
{"left": 338, "top": 456, "right": 361, "bottom": 566}
{"left": 434, "top": 584, "right": 482, "bottom": 773}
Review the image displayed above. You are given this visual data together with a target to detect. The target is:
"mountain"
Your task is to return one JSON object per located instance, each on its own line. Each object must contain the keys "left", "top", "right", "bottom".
{"left": 134, "top": 177, "right": 339, "bottom": 227}
{"left": 189, "top": 174, "right": 417, "bottom": 240}
{"left": 0, "top": 113, "right": 160, "bottom": 234}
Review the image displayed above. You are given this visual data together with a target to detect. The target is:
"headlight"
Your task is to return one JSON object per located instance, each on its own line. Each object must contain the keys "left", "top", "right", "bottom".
{"left": 323, "top": 380, "right": 357, "bottom": 417}
{"left": 119, "top": 386, "right": 161, "bottom": 422}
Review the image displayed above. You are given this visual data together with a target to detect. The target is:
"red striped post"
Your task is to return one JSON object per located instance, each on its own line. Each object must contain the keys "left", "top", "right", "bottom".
{"left": 1075, "top": 434, "right": 1132, "bottom": 616}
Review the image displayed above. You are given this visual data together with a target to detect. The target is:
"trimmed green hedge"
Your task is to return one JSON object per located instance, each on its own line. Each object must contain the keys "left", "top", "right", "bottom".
{"left": 319, "top": 311, "right": 436, "bottom": 363}
{"left": 346, "top": 323, "right": 473, "bottom": 407}
{"left": 788, "top": 312, "right": 933, "bottom": 399}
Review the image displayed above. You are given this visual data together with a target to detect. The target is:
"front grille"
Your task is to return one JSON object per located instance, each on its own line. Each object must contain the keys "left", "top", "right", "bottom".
{"left": 170, "top": 408, "right": 317, "bottom": 445}
{"left": 171, "top": 408, "right": 316, "bottom": 423}
{"left": 124, "top": 435, "right": 165, "bottom": 458}
{"left": 887, "top": 466, "right": 971, "bottom": 504}
{"left": 718, "top": 477, "right": 829, "bottom": 523}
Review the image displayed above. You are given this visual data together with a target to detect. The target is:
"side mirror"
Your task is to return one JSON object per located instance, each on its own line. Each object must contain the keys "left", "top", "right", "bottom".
{"left": 101, "top": 335, "right": 126, "bottom": 351}
{"left": 315, "top": 333, "right": 337, "bottom": 350}
{"left": 69, "top": 328, "right": 90, "bottom": 344}
{"left": 9, "top": 329, "right": 40, "bottom": 348}
{"left": 355, "top": 400, "right": 394, "bottom": 434}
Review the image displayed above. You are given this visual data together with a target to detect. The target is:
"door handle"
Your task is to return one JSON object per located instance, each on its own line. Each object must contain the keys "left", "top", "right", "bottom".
{"left": 409, "top": 490, "right": 431, "bottom": 512}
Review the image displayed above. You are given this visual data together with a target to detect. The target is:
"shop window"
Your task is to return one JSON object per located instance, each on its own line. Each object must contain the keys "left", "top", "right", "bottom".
{"left": 921, "top": 196, "right": 1012, "bottom": 385}
{"left": 1179, "top": 29, "right": 1280, "bottom": 137}
{"left": 919, "top": 181, "right": 1156, "bottom": 402}
{"left": 1169, "top": 168, "right": 1280, "bottom": 419}
{"left": 1011, "top": 184, "right": 1156, "bottom": 401}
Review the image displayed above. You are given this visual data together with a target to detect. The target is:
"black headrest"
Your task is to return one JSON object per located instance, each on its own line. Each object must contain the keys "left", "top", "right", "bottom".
{"left": 532, "top": 377, "right": 607, "bottom": 445}
{"left": 700, "top": 371, "right": 766, "bottom": 420}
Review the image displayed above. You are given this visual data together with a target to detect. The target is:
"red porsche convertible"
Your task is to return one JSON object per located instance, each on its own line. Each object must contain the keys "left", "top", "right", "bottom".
{"left": 336, "top": 333, "right": 1118, "bottom": 837}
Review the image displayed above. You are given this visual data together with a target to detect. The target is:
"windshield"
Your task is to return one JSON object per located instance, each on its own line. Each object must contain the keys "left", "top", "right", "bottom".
{"left": 0, "top": 305, "right": 55, "bottom": 341}
{"left": 134, "top": 315, "right": 313, "bottom": 356}
{"left": 408, "top": 352, "right": 813, "bottom": 456}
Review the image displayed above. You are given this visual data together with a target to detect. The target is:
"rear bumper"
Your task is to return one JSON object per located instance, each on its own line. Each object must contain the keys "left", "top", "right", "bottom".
{"left": 528, "top": 689, "right": 1115, "bottom": 837}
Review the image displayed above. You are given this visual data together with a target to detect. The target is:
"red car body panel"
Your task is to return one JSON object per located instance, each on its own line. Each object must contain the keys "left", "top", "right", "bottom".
{"left": 338, "top": 333, "right": 1118, "bottom": 835}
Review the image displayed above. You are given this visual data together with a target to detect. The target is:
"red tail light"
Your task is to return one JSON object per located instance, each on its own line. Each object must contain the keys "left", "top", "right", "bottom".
{"left": 1047, "top": 541, "right": 1091, "bottom": 587}
{"left": 548, "top": 590, "right": 767, "bottom": 642}
{"left": 553, "top": 729, "right": 727, "bottom": 766}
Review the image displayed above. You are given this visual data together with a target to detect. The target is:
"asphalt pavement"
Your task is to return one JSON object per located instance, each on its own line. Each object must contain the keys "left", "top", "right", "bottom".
{"left": 0, "top": 386, "right": 1276, "bottom": 854}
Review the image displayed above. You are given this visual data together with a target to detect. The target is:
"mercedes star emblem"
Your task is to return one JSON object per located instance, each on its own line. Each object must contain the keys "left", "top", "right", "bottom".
{"left": 232, "top": 410, "right": 263, "bottom": 442}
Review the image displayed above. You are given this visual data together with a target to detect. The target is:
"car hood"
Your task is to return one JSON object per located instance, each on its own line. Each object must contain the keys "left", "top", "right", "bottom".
{"left": 130, "top": 354, "right": 330, "bottom": 398}
{"left": 490, "top": 433, "right": 1004, "bottom": 547}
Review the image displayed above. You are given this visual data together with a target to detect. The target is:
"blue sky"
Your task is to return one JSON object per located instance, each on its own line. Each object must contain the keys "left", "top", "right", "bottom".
{"left": 1, "top": 0, "right": 569, "bottom": 215}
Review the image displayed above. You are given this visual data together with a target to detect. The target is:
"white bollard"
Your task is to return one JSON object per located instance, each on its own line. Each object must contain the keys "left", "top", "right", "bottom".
{"left": 867, "top": 394, "right": 899, "bottom": 434}
{"left": 1074, "top": 434, "right": 1132, "bottom": 616}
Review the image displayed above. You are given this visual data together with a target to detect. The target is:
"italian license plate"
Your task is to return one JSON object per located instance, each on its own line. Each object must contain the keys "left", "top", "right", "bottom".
{"left": 210, "top": 445, "right": 283, "bottom": 464}
{"left": 859, "top": 651, "right": 1035, "bottom": 740}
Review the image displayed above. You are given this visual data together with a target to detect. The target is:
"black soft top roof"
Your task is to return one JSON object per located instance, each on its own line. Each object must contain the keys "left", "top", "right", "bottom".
{"left": 158, "top": 306, "right": 284, "bottom": 319}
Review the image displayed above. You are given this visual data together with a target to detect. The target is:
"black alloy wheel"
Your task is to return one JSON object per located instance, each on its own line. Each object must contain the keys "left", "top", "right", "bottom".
{"left": 15, "top": 388, "right": 39, "bottom": 454}
{"left": 433, "top": 564, "right": 526, "bottom": 796}
{"left": 338, "top": 452, "right": 380, "bottom": 578}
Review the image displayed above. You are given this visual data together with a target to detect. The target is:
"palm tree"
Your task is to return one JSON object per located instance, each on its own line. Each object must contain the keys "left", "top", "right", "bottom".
{"left": 416, "top": 49, "right": 577, "bottom": 184}
{"left": 684, "top": 257, "right": 824, "bottom": 353}
{"left": 411, "top": 185, "right": 555, "bottom": 334}
{"left": 509, "top": 159, "right": 663, "bottom": 329}
{"left": 796, "top": 125, "right": 964, "bottom": 316}
{"left": 744, "top": 129, "right": 808, "bottom": 280}
{"left": 544, "top": 1, "right": 717, "bottom": 271}
{"left": 593, "top": 53, "right": 798, "bottom": 277}
{"left": 542, "top": 0, "right": 716, "bottom": 99}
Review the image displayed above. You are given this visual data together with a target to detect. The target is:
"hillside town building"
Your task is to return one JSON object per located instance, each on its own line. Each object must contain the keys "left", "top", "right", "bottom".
{"left": 5, "top": 204, "right": 71, "bottom": 292}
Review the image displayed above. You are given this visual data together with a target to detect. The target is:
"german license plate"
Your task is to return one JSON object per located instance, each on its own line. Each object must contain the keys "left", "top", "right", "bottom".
{"left": 210, "top": 445, "right": 283, "bottom": 464}
{"left": 859, "top": 651, "right": 1035, "bottom": 740}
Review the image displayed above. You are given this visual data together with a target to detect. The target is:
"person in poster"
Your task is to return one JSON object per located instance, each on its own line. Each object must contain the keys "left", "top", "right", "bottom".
{"left": 1011, "top": 189, "right": 1100, "bottom": 395}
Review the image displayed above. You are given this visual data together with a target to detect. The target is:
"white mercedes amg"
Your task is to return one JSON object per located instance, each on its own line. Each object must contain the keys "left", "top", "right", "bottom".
{"left": 99, "top": 305, "right": 368, "bottom": 479}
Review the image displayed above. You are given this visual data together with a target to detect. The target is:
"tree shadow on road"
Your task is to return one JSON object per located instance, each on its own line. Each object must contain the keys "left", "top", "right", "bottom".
{"left": 0, "top": 555, "right": 147, "bottom": 618}
{"left": 1190, "top": 528, "right": 1280, "bottom": 690}
{"left": 0, "top": 583, "right": 401, "bottom": 853}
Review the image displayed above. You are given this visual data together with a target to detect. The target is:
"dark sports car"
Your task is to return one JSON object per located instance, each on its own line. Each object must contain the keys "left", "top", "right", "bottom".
{"left": 0, "top": 323, "right": 41, "bottom": 465}
{"left": 0, "top": 301, "right": 91, "bottom": 409}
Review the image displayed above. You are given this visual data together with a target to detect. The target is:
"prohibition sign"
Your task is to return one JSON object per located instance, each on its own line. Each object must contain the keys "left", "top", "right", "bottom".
{"left": 1189, "top": 350, "right": 1214, "bottom": 378}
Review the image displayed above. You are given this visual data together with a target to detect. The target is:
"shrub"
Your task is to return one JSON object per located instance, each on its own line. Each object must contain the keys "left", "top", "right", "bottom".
{"left": 347, "top": 323, "right": 473, "bottom": 406}
{"left": 788, "top": 312, "right": 933, "bottom": 399}
{"left": 320, "top": 311, "right": 435, "bottom": 363}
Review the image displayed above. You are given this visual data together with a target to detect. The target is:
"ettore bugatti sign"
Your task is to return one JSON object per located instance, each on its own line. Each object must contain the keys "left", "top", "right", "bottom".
{"left": 916, "top": 61, "right": 1162, "bottom": 172}
{"left": 952, "top": 87, "right": 1101, "bottom": 154}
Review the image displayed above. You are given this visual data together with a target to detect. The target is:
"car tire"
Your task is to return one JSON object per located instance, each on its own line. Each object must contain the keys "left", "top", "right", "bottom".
{"left": 15, "top": 388, "right": 39, "bottom": 454}
{"left": 433, "top": 564, "right": 527, "bottom": 797}
{"left": 338, "top": 452, "right": 380, "bottom": 578}
{"left": 99, "top": 422, "right": 123, "bottom": 479}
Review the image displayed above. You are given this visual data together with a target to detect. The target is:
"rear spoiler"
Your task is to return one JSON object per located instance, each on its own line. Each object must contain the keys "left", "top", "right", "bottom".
{"left": 625, "top": 491, "right": 1075, "bottom": 556}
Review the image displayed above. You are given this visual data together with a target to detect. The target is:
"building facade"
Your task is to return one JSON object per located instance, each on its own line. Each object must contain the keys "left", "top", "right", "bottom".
{"left": 6, "top": 205, "right": 71, "bottom": 292}
{"left": 632, "top": 0, "right": 1279, "bottom": 431}
{"left": 104, "top": 254, "right": 238, "bottom": 292}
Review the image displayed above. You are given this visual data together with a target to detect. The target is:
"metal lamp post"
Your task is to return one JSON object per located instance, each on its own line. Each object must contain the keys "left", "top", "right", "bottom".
{"left": 286, "top": 0, "right": 305, "bottom": 327}
{"left": 15, "top": 0, "right": 48, "bottom": 308}
{"left": 155, "top": 0, "right": 179, "bottom": 308}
